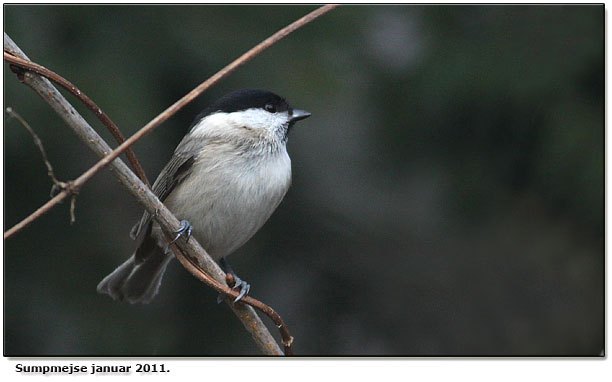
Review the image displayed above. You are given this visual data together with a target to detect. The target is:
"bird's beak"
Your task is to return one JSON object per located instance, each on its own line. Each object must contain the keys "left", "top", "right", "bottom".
{"left": 290, "top": 109, "right": 311, "bottom": 123}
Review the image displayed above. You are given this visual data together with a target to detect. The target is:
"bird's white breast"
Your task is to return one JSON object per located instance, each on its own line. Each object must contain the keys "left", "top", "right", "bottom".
{"left": 161, "top": 142, "right": 292, "bottom": 259}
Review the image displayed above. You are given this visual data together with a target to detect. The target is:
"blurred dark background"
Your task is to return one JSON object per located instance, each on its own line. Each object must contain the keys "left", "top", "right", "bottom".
{"left": 3, "top": 5, "right": 603, "bottom": 356}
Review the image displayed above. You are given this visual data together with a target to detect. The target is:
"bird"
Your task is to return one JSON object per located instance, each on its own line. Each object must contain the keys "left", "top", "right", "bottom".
{"left": 97, "top": 89, "right": 311, "bottom": 304}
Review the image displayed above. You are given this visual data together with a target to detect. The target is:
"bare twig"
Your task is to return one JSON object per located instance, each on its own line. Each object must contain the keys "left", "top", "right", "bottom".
{"left": 4, "top": 4, "right": 339, "bottom": 242}
{"left": 3, "top": 52, "right": 151, "bottom": 189}
{"left": 4, "top": 4, "right": 340, "bottom": 355}
{"left": 4, "top": 32, "right": 285, "bottom": 355}
{"left": 57, "top": 4, "right": 342, "bottom": 197}
{"left": 168, "top": 242, "right": 294, "bottom": 354}
{"left": 6, "top": 107, "right": 62, "bottom": 187}
{"left": 5, "top": 107, "right": 79, "bottom": 223}
{"left": 4, "top": 5, "right": 340, "bottom": 354}
{"left": 4, "top": 184, "right": 70, "bottom": 237}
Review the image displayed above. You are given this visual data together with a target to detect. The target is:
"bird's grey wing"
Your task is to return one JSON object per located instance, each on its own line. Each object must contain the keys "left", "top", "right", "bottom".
{"left": 129, "top": 136, "right": 203, "bottom": 242}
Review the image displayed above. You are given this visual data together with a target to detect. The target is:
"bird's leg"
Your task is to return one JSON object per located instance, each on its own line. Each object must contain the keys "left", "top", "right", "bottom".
{"left": 171, "top": 220, "right": 193, "bottom": 244}
{"left": 165, "top": 220, "right": 193, "bottom": 253}
{"left": 217, "top": 257, "right": 251, "bottom": 303}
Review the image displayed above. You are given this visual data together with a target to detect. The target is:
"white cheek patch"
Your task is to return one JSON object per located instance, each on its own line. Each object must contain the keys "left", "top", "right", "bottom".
{"left": 190, "top": 109, "right": 290, "bottom": 138}
{"left": 190, "top": 113, "right": 231, "bottom": 138}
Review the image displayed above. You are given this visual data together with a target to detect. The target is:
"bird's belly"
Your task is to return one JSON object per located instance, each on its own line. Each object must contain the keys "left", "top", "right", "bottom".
{"left": 162, "top": 153, "right": 291, "bottom": 259}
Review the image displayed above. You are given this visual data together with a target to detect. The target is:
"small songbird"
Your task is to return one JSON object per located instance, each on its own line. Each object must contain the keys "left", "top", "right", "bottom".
{"left": 97, "top": 89, "right": 311, "bottom": 304}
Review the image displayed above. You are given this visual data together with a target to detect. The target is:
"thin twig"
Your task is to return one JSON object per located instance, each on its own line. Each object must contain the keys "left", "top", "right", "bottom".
{"left": 4, "top": 5, "right": 340, "bottom": 354}
{"left": 4, "top": 4, "right": 339, "bottom": 242}
{"left": 5, "top": 107, "right": 79, "bottom": 223}
{"left": 168, "top": 241, "right": 294, "bottom": 355}
{"left": 58, "top": 4, "right": 342, "bottom": 196}
{"left": 4, "top": 33, "right": 285, "bottom": 355}
{"left": 6, "top": 107, "right": 62, "bottom": 187}
{"left": 3, "top": 52, "right": 151, "bottom": 189}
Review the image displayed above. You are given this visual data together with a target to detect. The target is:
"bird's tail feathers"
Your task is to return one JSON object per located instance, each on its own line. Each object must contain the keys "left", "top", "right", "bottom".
{"left": 97, "top": 246, "right": 172, "bottom": 304}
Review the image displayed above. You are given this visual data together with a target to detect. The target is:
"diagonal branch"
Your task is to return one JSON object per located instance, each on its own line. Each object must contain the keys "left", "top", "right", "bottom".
{"left": 6, "top": 107, "right": 63, "bottom": 188}
{"left": 4, "top": 4, "right": 340, "bottom": 355}
{"left": 4, "top": 52, "right": 151, "bottom": 189}
{"left": 4, "top": 32, "right": 285, "bottom": 355}
{"left": 5, "top": 107, "right": 79, "bottom": 222}
{"left": 4, "top": 3, "right": 340, "bottom": 241}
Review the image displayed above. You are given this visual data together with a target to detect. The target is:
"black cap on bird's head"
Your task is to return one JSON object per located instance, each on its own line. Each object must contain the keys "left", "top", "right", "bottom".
{"left": 192, "top": 89, "right": 311, "bottom": 129}
{"left": 211, "top": 89, "right": 291, "bottom": 114}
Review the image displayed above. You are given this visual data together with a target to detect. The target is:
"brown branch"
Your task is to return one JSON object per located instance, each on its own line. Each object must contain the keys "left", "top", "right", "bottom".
{"left": 147, "top": 4, "right": 342, "bottom": 127}
{"left": 4, "top": 183, "right": 76, "bottom": 238}
{"left": 4, "top": 4, "right": 340, "bottom": 355}
{"left": 4, "top": 3, "right": 339, "bottom": 242}
{"left": 3, "top": 52, "right": 151, "bottom": 189}
{"left": 6, "top": 107, "right": 63, "bottom": 188}
{"left": 5, "top": 107, "right": 79, "bottom": 223}
{"left": 4, "top": 34, "right": 285, "bottom": 355}
{"left": 64, "top": 4, "right": 342, "bottom": 191}
{"left": 169, "top": 243, "right": 294, "bottom": 355}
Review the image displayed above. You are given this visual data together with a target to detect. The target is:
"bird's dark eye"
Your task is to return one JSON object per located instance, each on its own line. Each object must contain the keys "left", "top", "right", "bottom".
{"left": 264, "top": 103, "right": 276, "bottom": 113}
